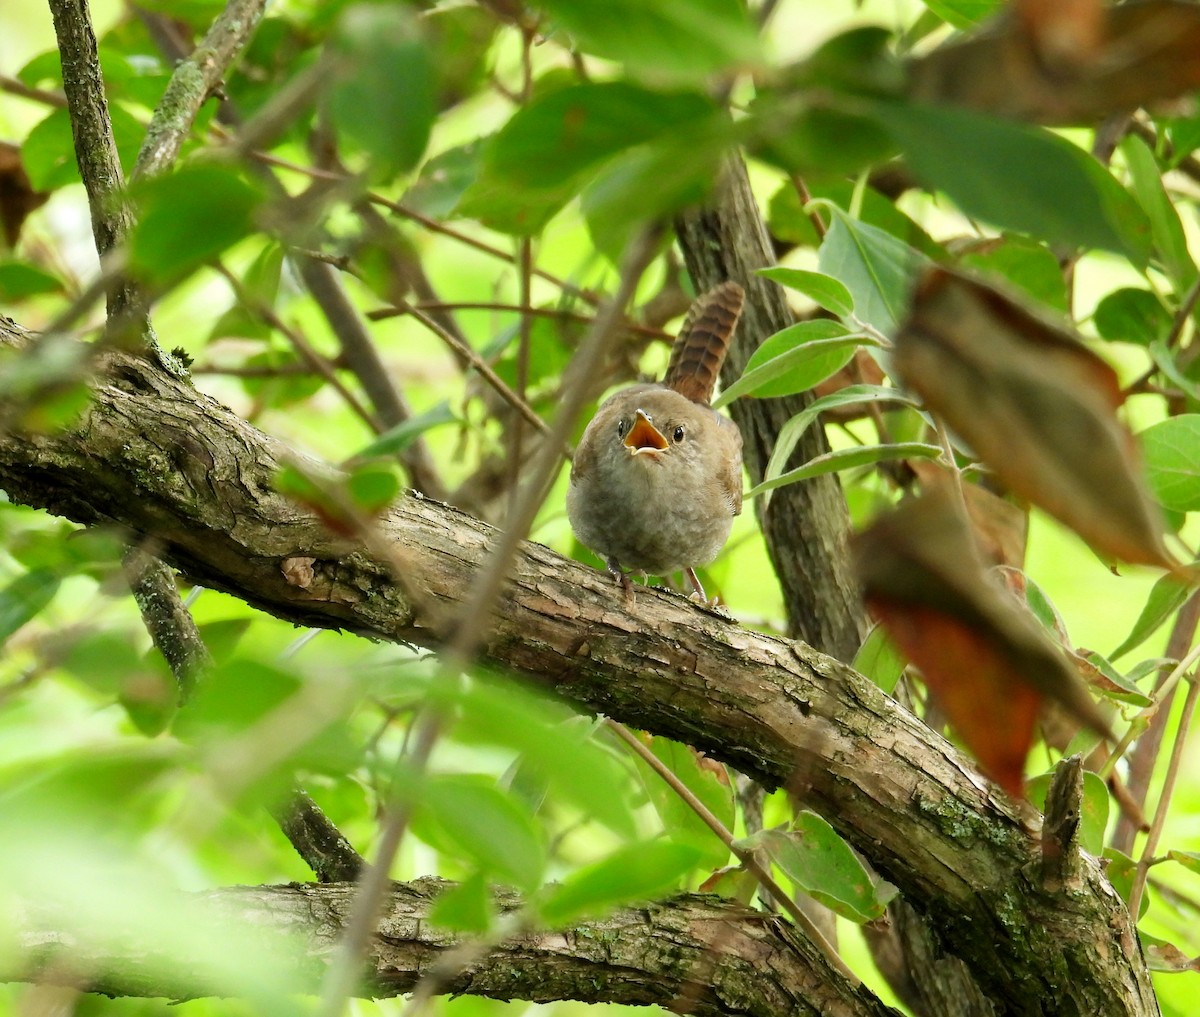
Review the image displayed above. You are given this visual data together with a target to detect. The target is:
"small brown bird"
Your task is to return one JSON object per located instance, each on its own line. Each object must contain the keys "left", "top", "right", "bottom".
{"left": 567, "top": 281, "right": 745, "bottom": 602}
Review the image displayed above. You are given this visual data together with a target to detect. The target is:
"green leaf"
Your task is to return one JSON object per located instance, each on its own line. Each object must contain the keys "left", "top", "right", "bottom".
{"left": 538, "top": 841, "right": 701, "bottom": 926}
{"left": 817, "top": 209, "right": 924, "bottom": 335}
{"left": 429, "top": 872, "right": 496, "bottom": 933}
{"left": 1093, "top": 288, "right": 1170, "bottom": 346}
{"left": 1121, "top": 134, "right": 1196, "bottom": 289}
{"left": 419, "top": 775, "right": 546, "bottom": 892}
{"left": 345, "top": 461, "right": 402, "bottom": 514}
{"left": 635, "top": 738, "right": 734, "bottom": 870}
{"left": 769, "top": 180, "right": 941, "bottom": 256}
{"left": 447, "top": 679, "right": 637, "bottom": 839}
{"left": 748, "top": 442, "right": 942, "bottom": 498}
{"left": 713, "top": 322, "right": 869, "bottom": 408}
{"left": 757, "top": 267, "right": 854, "bottom": 318}
{"left": 21, "top": 104, "right": 145, "bottom": 192}
{"left": 1140, "top": 415, "right": 1200, "bottom": 511}
{"left": 920, "top": 0, "right": 1004, "bottom": 28}
{"left": 0, "top": 262, "right": 63, "bottom": 301}
{"left": 1103, "top": 847, "right": 1149, "bottom": 918}
{"left": 1082, "top": 650, "right": 1154, "bottom": 708}
{"left": 875, "top": 102, "right": 1150, "bottom": 264}
{"left": 130, "top": 164, "right": 264, "bottom": 284}
{"left": 402, "top": 142, "right": 481, "bottom": 218}
{"left": 531, "top": 0, "right": 761, "bottom": 84}
{"left": 354, "top": 402, "right": 458, "bottom": 460}
{"left": 326, "top": 5, "right": 435, "bottom": 178}
{"left": 958, "top": 236, "right": 1068, "bottom": 312}
{"left": 1166, "top": 849, "right": 1200, "bottom": 876}
{"left": 483, "top": 82, "right": 718, "bottom": 190}
{"left": 762, "top": 385, "right": 916, "bottom": 505}
{"left": 0, "top": 569, "right": 60, "bottom": 645}
{"left": 853, "top": 624, "right": 906, "bottom": 694}
{"left": 751, "top": 815, "right": 897, "bottom": 922}
{"left": 1110, "top": 572, "right": 1192, "bottom": 659}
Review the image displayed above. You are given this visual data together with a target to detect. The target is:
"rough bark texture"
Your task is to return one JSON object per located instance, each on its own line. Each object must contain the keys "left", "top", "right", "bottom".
{"left": 675, "top": 160, "right": 865, "bottom": 662}
{"left": 0, "top": 318, "right": 1159, "bottom": 1016}
{"left": 10, "top": 878, "right": 896, "bottom": 1015}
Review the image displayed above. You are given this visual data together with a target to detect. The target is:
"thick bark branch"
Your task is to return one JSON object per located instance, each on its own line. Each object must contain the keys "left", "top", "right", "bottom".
{"left": 0, "top": 319, "right": 1157, "bottom": 1017}
{"left": 10, "top": 878, "right": 895, "bottom": 1015}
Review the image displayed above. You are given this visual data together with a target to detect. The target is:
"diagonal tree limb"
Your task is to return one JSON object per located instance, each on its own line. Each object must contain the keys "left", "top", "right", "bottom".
{"left": 0, "top": 317, "right": 1157, "bottom": 1017}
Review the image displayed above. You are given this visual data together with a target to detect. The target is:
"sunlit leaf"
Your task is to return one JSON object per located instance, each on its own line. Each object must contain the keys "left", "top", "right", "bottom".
{"left": 713, "top": 323, "right": 870, "bottom": 407}
{"left": 1093, "top": 287, "right": 1170, "bottom": 346}
{"left": 0, "top": 261, "right": 62, "bottom": 301}
{"left": 1110, "top": 572, "right": 1192, "bottom": 659}
{"left": 749, "top": 442, "right": 941, "bottom": 499}
{"left": 417, "top": 775, "right": 546, "bottom": 892}
{"left": 530, "top": 0, "right": 761, "bottom": 84}
{"left": 817, "top": 208, "right": 925, "bottom": 334}
{"left": 429, "top": 873, "right": 496, "bottom": 933}
{"left": 353, "top": 402, "right": 458, "bottom": 460}
{"left": 757, "top": 267, "right": 854, "bottom": 319}
{"left": 853, "top": 624, "right": 907, "bottom": 695}
{"left": 762, "top": 385, "right": 916, "bottom": 506}
{"left": 1140, "top": 415, "right": 1200, "bottom": 512}
{"left": 635, "top": 738, "right": 734, "bottom": 870}
{"left": 537, "top": 841, "right": 701, "bottom": 926}
{"left": 1121, "top": 134, "right": 1196, "bottom": 289}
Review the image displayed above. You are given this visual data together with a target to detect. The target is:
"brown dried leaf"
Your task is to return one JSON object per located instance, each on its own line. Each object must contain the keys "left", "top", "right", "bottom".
{"left": 910, "top": 460, "right": 1028, "bottom": 568}
{"left": 0, "top": 142, "right": 50, "bottom": 249}
{"left": 894, "top": 267, "right": 1172, "bottom": 570}
{"left": 854, "top": 487, "right": 1113, "bottom": 795}
{"left": 909, "top": 0, "right": 1200, "bottom": 125}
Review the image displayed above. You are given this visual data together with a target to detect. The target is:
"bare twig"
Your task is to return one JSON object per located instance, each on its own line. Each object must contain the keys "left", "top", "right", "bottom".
{"left": 132, "top": 0, "right": 269, "bottom": 180}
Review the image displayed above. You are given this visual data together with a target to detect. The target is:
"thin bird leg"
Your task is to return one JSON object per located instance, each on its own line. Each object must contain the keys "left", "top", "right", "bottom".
{"left": 605, "top": 556, "right": 636, "bottom": 600}
{"left": 685, "top": 567, "right": 709, "bottom": 604}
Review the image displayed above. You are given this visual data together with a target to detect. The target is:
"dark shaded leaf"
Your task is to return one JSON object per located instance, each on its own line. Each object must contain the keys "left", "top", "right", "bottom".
{"left": 876, "top": 102, "right": 1150, "bottom": 263}
{"left": 0, "top": 568, "right": 60, "bottom": 645}
{"left": 1093, "top": 288, "right": 1170, "bottom": 346}
{"left": 326, "top": 5, "right": 435, "bottom": 178}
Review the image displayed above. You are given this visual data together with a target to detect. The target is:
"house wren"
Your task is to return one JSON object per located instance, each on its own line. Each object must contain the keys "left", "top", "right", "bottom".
{"left": 567, "top": 281, "right": 745, "bottom": 602}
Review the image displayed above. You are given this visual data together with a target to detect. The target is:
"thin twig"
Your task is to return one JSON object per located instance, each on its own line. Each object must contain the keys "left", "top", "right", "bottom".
{"left": 0, "top": 73, "right": 68, "bottom": 107}
{"left": 396, "top": 298, "right": 559, "bottom": 447}
{"left": 1129, "top": 674, "right": 1200, "bottom": 919}
{"left": 369, "top": 301, "right": 669, "bottom": 340}
{"left": 212, "top": 261, "right": 381, "bottom": 432}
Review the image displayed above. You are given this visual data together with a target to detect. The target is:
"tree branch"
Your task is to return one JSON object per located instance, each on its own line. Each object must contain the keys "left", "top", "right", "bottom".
{"left": 0, "top": 318, "right": 1157, "bottom": 1017}
{"left": 9, "top": 878, "right": 896, "bottom": 1015}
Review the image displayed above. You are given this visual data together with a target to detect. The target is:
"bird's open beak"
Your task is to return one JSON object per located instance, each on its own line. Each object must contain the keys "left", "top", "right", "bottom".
{"left": 624, "top": 409, "right": 668, "bottom": 455}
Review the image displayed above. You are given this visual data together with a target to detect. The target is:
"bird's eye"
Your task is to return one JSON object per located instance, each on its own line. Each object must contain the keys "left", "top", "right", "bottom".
{"left": 617, "top": 418, "right": 628, "bottom": 438}
{"left": 673, "top": 425, "right": 685, "bottom": 443}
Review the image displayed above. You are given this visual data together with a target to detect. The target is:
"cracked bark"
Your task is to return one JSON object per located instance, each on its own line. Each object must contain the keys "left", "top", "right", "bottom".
{"left": 0, "top": 317, "right": 1159, "bottom": 1016}
{"left": 9, "top": 878, "right": 896, "bottom": 1015}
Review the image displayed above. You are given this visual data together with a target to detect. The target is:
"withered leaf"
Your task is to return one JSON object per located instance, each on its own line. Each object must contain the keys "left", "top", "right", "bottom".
{"left": 909, "top": 0, "right": 1200, "bottom": 125}
{"left": 854, "top": 487, "right": 1113, "bottom": 796}
{"left": 0, "top": 142, "right": 50, "bottom": 249}
{"left": 894, "top": 267, "right": 1173, "bottom": 570}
